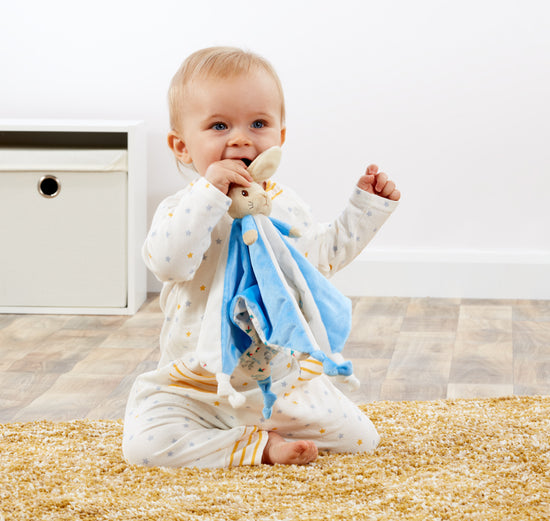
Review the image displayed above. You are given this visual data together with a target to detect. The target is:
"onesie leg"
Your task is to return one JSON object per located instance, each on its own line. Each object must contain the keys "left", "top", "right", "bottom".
{"left": 239, "top": 368, "right": 380, "bottom": 455}
{"left": 122, "top": 377, "right": 269, "bottom": 469}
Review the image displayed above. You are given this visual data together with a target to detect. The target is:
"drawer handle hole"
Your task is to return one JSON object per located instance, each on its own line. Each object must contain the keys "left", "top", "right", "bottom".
{"left": 38, "top": 175, "right": 61, "bottom": 198}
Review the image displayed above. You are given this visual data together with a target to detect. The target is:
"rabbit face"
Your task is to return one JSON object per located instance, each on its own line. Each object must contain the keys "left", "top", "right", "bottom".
{"left": 227, "top": 146, "right": 282, "bottom": 220}
{"left": 227, "top": 182, "right": 272, "bottom": 219}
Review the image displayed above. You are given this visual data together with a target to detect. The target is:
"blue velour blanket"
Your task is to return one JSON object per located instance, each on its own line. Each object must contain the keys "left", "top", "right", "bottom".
{"left": 220, "top": 214, "right": 354, "bottom": 418}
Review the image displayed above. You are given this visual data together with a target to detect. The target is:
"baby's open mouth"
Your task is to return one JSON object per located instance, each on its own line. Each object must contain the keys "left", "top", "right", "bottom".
{"left": 240, "top": 158, "right": 252, "bottom": 168}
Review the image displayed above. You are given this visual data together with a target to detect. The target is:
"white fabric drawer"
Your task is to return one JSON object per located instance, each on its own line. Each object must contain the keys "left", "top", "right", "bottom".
{"left": 0, "top": 149, "right": 128, "bottom": 308}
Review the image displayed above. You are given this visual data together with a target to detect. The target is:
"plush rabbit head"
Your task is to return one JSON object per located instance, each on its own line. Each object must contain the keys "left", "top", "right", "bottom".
{"left": 227, "top": 146, "right": 282, "bottom": 219}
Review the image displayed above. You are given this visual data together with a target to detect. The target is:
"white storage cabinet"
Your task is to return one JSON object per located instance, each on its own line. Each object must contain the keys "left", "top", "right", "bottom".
{"left": 0, "top": 120, "right": 147, "bottom": 315}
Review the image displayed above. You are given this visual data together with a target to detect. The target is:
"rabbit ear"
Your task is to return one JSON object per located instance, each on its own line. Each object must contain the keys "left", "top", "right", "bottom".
{"left": 247, "top": 146, "right": 282, "bottom": 182}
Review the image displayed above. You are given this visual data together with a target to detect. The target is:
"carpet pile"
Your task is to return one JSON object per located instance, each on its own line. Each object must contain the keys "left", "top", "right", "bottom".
{"left": 1, "top": 396, "right": 548, "bottom": 520}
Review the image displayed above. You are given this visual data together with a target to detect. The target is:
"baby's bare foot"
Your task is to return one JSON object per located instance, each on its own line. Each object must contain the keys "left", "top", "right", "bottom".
{"left": 262, "top": 431, "right": 318, "bottom": 465}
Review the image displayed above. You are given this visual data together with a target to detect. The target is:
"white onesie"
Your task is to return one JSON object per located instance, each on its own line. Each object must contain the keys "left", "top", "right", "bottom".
{"left": 123, "top": 175, "right": 398, "bottom": 468}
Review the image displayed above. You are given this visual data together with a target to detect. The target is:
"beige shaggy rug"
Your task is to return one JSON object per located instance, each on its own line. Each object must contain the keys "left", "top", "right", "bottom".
{"left": 1, "top": 396, "right": 549, "bottom": 521}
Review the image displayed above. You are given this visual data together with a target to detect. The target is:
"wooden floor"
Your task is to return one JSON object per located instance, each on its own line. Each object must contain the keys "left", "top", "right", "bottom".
{"left": 1, "top": 295, "right": 549, "bottom": 422}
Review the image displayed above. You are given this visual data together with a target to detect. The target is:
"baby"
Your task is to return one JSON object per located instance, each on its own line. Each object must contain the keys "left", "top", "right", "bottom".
{"left": 122, "top": 46, "right": 400, "bottom": 468}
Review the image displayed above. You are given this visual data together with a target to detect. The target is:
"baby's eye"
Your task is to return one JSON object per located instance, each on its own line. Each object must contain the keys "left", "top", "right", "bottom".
{"left": 241, "top": 189, "right": 249, "bottom": 197}
{"left": 212, "top": 122, "right": 227, "bottom": 131}
{"left": 251, "top": 120, "right": 265, "bottom": 129}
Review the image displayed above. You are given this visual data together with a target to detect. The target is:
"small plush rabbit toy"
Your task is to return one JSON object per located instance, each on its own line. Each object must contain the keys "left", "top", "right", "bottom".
{"left": 217, "top": 146, "right": 360, "bottom": 419}
{"left": 226, "top": 146, "right": 301, "bottom": 243}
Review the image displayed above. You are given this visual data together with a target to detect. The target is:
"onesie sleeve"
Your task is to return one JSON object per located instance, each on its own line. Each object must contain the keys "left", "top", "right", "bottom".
{"left": 309, "top": 188, "right": 398, "bottom": 276}
{"left": 276, "top": 185, "right": 398, "bottom": 277}
{"left": 143, "top": 177, "right": 232, "bottom": 282}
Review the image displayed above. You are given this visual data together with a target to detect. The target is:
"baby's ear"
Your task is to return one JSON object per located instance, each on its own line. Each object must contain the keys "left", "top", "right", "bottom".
{"left": 248, "top": 146, "right": 282, "bottom": 183}
{"left": 167, "top": 131, "right": 192, "bottom": 164}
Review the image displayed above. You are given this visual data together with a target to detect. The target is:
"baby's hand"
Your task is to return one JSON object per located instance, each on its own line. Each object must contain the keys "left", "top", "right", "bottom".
{"left": 205, "top": 159, "right": 253, "bottom": 195}
{"left": 357, "top": 164, "right": 401, "bottom": 201}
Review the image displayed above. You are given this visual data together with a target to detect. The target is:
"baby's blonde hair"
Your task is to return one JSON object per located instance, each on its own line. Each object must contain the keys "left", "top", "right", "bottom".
{"left": 168, "top": 46, "right": 285, "bottom": 132}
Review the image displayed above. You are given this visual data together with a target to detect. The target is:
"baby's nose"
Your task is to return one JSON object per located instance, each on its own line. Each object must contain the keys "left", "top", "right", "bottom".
{"left": 227, "top": 131, "right": 252, "bottom": 147}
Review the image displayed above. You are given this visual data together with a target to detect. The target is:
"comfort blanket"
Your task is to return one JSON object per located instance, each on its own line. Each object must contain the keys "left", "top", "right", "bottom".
{"left": 219, "top": 214, "right": 354, "bottom": 418}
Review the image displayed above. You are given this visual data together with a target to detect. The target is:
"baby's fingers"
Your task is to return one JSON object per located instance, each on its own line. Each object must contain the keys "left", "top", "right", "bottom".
{"left": 379, "top": 179, "right": 396, "bottom": 198}
{"left": 231, "top": 170, "right": 253, "bottom": 187}
{"left": 205, "top": 160, "right": 252, "bottom": 194}
{"left": 374, "top": 172, "right": 388, "bottom": 193}
{"left": 388, "top": 188, "right": 401, "bottom": 201}
{"left": 366, "top": 164, "right": 379, "bottom": 176}
{"left": 227, "top": 159, "right": 254, "bottom": 184}
{"left": 374, "top": 172, "right": 401, "bottom": 200}
{"left": 357, "top": 174, "right": 376, "bottom": 193}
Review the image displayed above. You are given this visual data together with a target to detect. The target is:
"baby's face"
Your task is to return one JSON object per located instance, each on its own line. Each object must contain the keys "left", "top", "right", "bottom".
{"left": 174, "top": 69, "right": 286, "bottom": 176}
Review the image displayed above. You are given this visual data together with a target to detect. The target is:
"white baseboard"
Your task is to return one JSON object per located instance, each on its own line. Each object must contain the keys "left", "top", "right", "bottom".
{"left": 147, "top": 249, "right": 550, "bottom": 300}
{"left": 330, "top": 249, "right": 550, "bottom": 300}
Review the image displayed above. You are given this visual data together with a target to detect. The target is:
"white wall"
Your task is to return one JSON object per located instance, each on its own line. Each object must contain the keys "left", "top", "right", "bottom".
{"left": 2, "top": 0, "right": 549, "bottom": 298}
